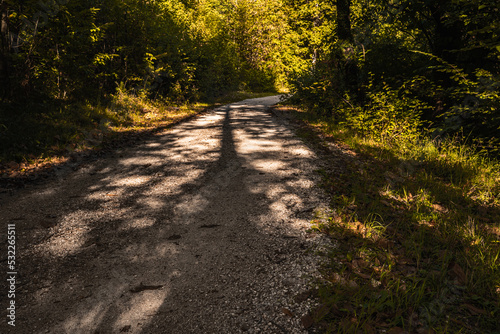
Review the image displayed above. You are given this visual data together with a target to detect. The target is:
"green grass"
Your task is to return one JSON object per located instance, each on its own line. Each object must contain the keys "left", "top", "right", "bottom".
{"left": 275, "top": 106, "right": 500, "bottom": 333}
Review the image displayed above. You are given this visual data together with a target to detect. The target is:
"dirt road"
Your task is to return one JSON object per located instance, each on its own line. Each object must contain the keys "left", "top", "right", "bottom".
{"left": 1, "top": 96, "right": 331, "bottom": 333}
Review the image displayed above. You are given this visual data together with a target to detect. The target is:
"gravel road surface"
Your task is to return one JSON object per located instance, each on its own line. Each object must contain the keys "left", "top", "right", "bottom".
{"left": 1, "top": 96, "right": 331, "bottom": 333}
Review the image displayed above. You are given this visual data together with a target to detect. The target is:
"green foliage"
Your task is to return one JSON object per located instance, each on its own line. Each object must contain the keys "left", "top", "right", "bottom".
{"left": 343, "top": 79, "right": 430, "bottom": 145}
{"left": 1, "top": 0, "right": 298, "bottom": 164}
{"left": 286, "top": 0, "right": 500, "bottom": 156}
{"left": 426, "top": 58, "right": 500, "bottom": 153}
{"left": 287, "top": 40, "right": 365, "bottom": 115}
{"left": 2, "top": 0, "right": 293, "bottom": 103}
{"left": 0, "top": 99, "right": 107, "bottom": 162}
{"left": 282, "top": 3, "right": 500, "bottom": 326}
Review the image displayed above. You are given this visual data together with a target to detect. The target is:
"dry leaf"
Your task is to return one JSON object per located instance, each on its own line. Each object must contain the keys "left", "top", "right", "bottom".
{"left": 377, "top": 239, "right": 390, "bottom": 249}
{"left": 312, "top": 304, "right": 330, "bottom": 319}
{"left": 401, "top": 265, "right": 417, "bottom": 276}
{"left": 388, "top": 327, "right": 406, "bottom": 334}
{"left": 294, "top": 290, "right": 311, "bottom": 303}
{"left": 352, "top": 259, "right": 368, "bottom": 269}
{"left": 282, "top": 308, "right": 295, "bottom": 318}
{"left": 357, "top": 272, "right": 371, "bottom": 279}
{"left": 380, "top": 200, "right": 392, "bottom": 207}
{"left": 450, "top": 263, "right": 467, "bottom": 285}
{"left": 462, "top": 303, "right": 487, "bottom": 315}
{"left": 301, "top": 314, "right": 314, "bottom": 329}
{"left": 6, "top": 161, "right": 19, "bottom": 169}
{"left": 40, "top": 220, "right": 57, "bottom": 228}
{"left": 363, "top": 323, "right": 376, "bottom": 334}
{"left": 129, "top": 283, "right": 163, "bottom": 293}
{"left": 432, "top": 203, "right": 448, "bottom": 213}
{"left": 347, "top": 280, "right": 358, "bottom": 288}
{"left": 120, "top": 325, "right": 131, "bottom": 332}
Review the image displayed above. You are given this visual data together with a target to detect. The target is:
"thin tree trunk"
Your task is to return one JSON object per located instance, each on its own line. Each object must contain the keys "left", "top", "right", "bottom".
{"left": 0, "top": 0, "right": 10, "bottom": 97}
{"left": 335, "top": 0, "right": 359, "bottom": 96}
{"left": 336, "top": 0, "right": 353, "bottom": 43}
{"left": 427, "top": 2, "right": 463, "bottom": 64}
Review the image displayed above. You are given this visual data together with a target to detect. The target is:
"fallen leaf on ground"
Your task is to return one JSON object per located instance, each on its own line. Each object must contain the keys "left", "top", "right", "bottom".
{"left": 282, "top": 308, "right": 294, "bottom": 317}
{"left": 40, "top": 220, "right": 57, "bottom": 228}
{"left": 450, "top": 263, "right": 467, "bottom": 285}
{"left": 388, "top": 327, "right": 406, "bottom": 334}
{"left": 199, "top": 224, "right": 220, "bottom": 228}
{"left": 294, "top": 290, "right": 311, "bottom": 303}
{"left": 301, "top": 314, "right": 314, "bottom": 329}
{"left": 432, "top": 203, "right": 448, "bottom": 213}
{"left": 462, "top": 303, "right": 487, "bottom": 315}
{"left": 120, "top": 325, "right": 131, "bottom": 332}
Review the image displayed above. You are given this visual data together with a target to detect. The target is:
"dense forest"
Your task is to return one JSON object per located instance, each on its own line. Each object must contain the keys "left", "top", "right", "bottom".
{"left": 1, "top": 0, "right": 500, "bottom": 332}
{"left": 287, "top": 0, "right": 500, "bottom": 154}
{"left": 0, "top": 0, "right": 293, "bottom": 101}
{"left": 0, "top": 0, "right": 299, "bottom": 161}
{"left": 1, "top": 0, "right": 499, "bottom": 156}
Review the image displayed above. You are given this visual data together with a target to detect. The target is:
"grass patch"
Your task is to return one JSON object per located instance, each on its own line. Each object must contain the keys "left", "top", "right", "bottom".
{"left": 275, "top": 106, "right": 500, "bottom": 333}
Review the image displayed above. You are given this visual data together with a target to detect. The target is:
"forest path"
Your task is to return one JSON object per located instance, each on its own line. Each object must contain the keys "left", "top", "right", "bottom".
{"left": 1, "top": 96, "right": 331, "bottom": 333}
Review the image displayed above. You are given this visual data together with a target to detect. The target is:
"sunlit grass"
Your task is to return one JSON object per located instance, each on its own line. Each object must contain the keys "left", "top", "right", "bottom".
{"left": 277, "top": 105, "right": 500, "bottom": 333}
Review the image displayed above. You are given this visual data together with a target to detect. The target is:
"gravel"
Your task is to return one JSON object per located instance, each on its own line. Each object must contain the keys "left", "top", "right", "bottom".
{"left": 0, "top": 96, "right": 333, "bottom": 334}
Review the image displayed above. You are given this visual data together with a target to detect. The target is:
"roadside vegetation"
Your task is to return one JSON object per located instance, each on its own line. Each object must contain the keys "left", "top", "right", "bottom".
{"left": 275, "top": 104, "right": 500, "bottom": 332}
{"left": 278, "top": 0, "right": 500, "bottom": 332}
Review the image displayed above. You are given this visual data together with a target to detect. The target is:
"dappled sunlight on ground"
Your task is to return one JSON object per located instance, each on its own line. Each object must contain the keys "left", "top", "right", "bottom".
{"left": 113, "top": 288, "right": 170, "bottom": 334}
{"left": 62, "top": 302, "right": 107, "bottom": 334}
{"left": 119, "top": 217, "right": 157, "bottom": 231}
{"left": 0, "top": 96, "right": 331, "bottom": 333}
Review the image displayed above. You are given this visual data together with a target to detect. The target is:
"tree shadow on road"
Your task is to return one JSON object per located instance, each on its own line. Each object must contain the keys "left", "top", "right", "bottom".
{"left": 1, "top": 99, "right": 328, "bottom": 333}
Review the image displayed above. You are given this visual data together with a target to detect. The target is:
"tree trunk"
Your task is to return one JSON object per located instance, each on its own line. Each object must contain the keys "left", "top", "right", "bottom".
{"left": 335, "top": 0, "right": 359, "bottom": 97}
{"left": 0, "top": 0, "right": 10, "bottom": 98}
{"left": 336, "top": 0, "right": 353, "bottom": 43}
{"left": 427, "top": 2, "right": 464, "bottom": 64}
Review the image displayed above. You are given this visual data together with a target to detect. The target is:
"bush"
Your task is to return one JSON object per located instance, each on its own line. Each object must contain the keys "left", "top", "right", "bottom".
{"left": 343, "top": 78, "right": 431, "bottom": 146}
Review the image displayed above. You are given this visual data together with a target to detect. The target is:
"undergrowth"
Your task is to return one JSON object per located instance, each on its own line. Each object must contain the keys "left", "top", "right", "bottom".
{"left": 277, "top": 106, "right": 500, "bottom": 333}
